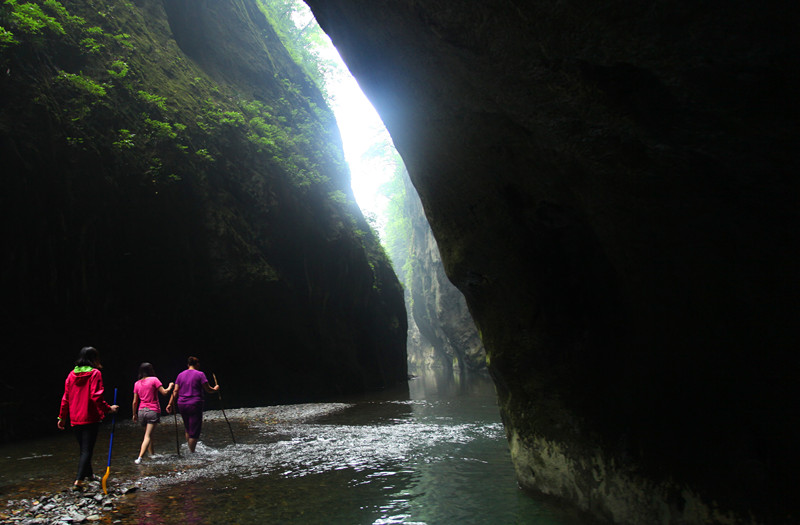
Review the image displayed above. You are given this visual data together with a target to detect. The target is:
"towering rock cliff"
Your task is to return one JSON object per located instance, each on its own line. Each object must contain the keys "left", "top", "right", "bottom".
{"left": 0, "top": 0, "right": 406, "bottom": 438}
{"left": 399, "top": 168, "right": 485, "bottom": 372}
{"left": 306, "top": 1, "right": 799, "bottom": 523}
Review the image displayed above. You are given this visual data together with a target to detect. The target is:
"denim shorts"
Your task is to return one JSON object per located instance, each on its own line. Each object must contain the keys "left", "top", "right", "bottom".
{"left": 138, "top": 408, "right": 161, "bottom": 426}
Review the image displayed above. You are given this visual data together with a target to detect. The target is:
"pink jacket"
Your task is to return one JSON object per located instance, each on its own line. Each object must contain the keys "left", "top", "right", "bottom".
{"left": 58, "top": 367, "right": 112, "bottom": 425}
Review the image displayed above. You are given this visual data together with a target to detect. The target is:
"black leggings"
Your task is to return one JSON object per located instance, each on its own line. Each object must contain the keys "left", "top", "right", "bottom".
{"left": 73, "top": 422, "right": 100, "bottom": 481}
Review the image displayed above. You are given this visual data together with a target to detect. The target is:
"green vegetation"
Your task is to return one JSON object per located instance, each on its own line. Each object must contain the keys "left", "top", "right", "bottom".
{"left": 381, "top": 166, "right": 414, "bottom": 288}
{"left": 0, "top": 0, "right": 394, "bottom": 295}
{"left": 327, "top": 190, "right": 347, "bottom": 205}
{"left": 0, "top": 26, "right": 17, "bottom": 47}
{"left": 356, "top": 130, "right": 414, "bottom": 289}
{"left": 0, "top": 0, "right": 362, "bottom": 201}
{"left": 107, "top": 59, "right": 128, "bottom": 78}
{"left": 79, "top": 36, "right": 101, "bottom": 53}
{"left": 137, "top": 90, "right": 167, "bottom": 111}
{"left": 219, "top": 110, "right": 245, "bottom": 127}
{"left": 57, "top": 70, "right": 107, "bottom": 96}
{"left": 4, "top": 0, "right": 64, "bottom": 36}
{"left": 112, "top": 32, "right": 132, "bottom": 48}
{"left": 255, "top": 0, "right": 343, "bottom": 99}
{"left": 194, "top": 148, "right": 214, "bottom": 162}
{"left": 42, "top": 0, "right": 84, "bottom": 26}
{"left": 253, "top": 0, "right": 402, "bottom": 294}
{"left": 144, "top": 118, "right": 177, "bottom": 141}
{"left": 0, "top": 0, "right": 409, "bottom": 405}
{"left": 112, "top": 128, "right": 135, "bottom": 150}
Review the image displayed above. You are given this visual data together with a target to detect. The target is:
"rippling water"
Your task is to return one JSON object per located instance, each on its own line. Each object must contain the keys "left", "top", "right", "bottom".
{"left": 2, "top": 370, "right": 581, "bottom": 524}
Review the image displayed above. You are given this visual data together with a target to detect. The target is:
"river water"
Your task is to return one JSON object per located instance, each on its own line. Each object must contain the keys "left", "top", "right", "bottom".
{"left": 2, "top": 369, "right": 582, "bottom": 524}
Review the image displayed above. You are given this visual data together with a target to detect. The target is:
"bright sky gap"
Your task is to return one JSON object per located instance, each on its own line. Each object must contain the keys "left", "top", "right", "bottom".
{"left": 291, "top": 4, "right": 398, "bottom": 235}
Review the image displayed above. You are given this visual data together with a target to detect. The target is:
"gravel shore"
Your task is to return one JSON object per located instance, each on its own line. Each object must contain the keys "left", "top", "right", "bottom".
{"left": 3, "top": 403, "right": 352, "bottom": 524}
{"left": 2, "top": 479, "right": 136, "bottom": 524}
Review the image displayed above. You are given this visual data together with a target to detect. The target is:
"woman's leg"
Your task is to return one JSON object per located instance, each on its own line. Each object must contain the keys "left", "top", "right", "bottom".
{"left": 178, "top": 411, "right": 191, "bottom": 450}
{"left": 178, "top": 402, "right": 202, "bottom": 452}
{"left": 138, "top": 423, "right": 155, "bottom": 459}
{"left": 183, "top": 411, "right": 199, "bottom": 452}
{"left": 74, "top": 423, "right": 100, "bottom": 482}
{"left": 147, "top": 422, "right": 156, "bottom": 455}
{"left": 178, "top": 404, "right": 189, "bottom": 446}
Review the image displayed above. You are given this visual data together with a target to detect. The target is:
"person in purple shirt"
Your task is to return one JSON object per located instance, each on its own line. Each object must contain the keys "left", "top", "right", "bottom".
{"left": 166, "top": 356, "right": 219, "bottom": 452}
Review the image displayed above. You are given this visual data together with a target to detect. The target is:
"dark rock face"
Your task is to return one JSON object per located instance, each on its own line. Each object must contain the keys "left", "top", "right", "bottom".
{"left": 402, "top": 168, "right": 485, "bottom": 372}
{"left": 0, "top": 0, "right": 406, "bottom": 438}
{"left": 306, "top": 1, "right": 799, "bottom": 522}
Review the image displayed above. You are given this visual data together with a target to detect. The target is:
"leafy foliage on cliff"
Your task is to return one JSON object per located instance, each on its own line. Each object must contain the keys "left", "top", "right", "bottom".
{"left": 379, "top": 158, "right": 414, "bottom": 289}
{"left": 255, "top": 0, "right": 340, "bottom": 99}
{"left": 253, "top": 0, "right": 391, "bottom": 292}
{"left": 0, "top": 0, "right": 399, "bottom": 317}
{"left": 0, "top": 0, "right": 350, "bottom": 198}
{"left": 0, "top": 0, "right": 407, "bottom": 423}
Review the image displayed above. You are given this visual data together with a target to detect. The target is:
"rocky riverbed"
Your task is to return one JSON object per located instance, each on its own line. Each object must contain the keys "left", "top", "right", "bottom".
{"left": 2, "top": 479, "right": 136, "bottom": 524}
{"left": 201, "top": 403, "right": 351, "bottom": 425}
{"left": 2, "top": 404, "right": 351, "bottom": 524}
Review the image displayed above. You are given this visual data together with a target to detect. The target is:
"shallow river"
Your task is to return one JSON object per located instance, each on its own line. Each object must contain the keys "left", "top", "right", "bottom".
{"left": 1, "top": 369, "right": 582, "bottom": 524}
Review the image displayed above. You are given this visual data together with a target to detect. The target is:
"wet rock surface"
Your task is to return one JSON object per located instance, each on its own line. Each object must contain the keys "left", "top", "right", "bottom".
{"left": 2, "top": 480, "right": 136, "bottom": 524}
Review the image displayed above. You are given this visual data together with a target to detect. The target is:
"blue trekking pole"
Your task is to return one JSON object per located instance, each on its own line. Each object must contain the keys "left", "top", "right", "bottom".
{"left": 101, "top": 388, "right": 118, "bottom": 495}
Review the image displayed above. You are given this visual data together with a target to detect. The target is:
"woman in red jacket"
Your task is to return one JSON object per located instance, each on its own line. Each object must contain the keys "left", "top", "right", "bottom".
{"left": 58, "top": 347, "right": 119, "bottom": 490}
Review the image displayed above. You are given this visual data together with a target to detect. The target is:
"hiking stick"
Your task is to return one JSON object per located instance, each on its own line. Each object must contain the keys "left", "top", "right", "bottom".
{"left": 101, "top": 388, "right": 118, "bottom": 495}
{"left": 212, "top": 373, "right": 236, "bottom": 444}
{"left": 173, "top": 410, "right": 181, "bottom": 456}
{"left": 169, "top": 383, "right": 181, "bottom": 456}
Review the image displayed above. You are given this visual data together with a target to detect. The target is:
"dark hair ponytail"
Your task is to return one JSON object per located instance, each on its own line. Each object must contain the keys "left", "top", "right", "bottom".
{"left": 187, "top": 356, "right": 199, "bottom": 367}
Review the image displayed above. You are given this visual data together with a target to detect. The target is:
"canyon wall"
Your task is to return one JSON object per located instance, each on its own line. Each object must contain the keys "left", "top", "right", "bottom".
{"left": 306, "top": 1, "right": 799, "bottom": 522}
{"left": 0, "top": 0, "right": 407, "bottom": 439}
{"left": 400, "top": 168, "right": 485, "bottom": 372}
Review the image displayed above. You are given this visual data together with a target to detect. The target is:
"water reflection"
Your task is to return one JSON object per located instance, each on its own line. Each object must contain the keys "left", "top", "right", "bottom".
{"left": 120, "top": 480, "right": 206, "bottom": 525}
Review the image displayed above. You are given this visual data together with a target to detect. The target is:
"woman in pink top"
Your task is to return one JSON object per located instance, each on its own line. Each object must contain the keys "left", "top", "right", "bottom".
{"left": 132, "top": 362, "right": 173, "bottom": 464}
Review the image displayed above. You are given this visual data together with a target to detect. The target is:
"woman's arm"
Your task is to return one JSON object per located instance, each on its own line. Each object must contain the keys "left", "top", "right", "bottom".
{"left": 203, "top": 382, "right": 220, "bottom": 394}
{"left": 91, "top": 371, "right": 117, "bottom": 414}
{"left": 158, "top": 382, "right": 174, "bottom": 396}
{"left": 132, "top": 391, "right": 140, "bottom": 422}
{"left": 166, "top": 383, "right": 179, "bottom": 414}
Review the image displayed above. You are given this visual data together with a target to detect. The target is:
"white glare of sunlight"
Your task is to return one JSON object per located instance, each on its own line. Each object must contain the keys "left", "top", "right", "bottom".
{"left": 292, "top": 3, "right": 398, "bottom": 228}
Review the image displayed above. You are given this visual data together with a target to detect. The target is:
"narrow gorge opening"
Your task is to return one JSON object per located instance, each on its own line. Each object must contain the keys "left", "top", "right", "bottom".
{"left": 277, "top": 0, "right": 487, "bottom": 375}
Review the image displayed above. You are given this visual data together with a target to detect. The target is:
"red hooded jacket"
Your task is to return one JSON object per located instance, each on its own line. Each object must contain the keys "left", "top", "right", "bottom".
{"left": 58, "top": 367, "right": 112, "bottom": 426}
